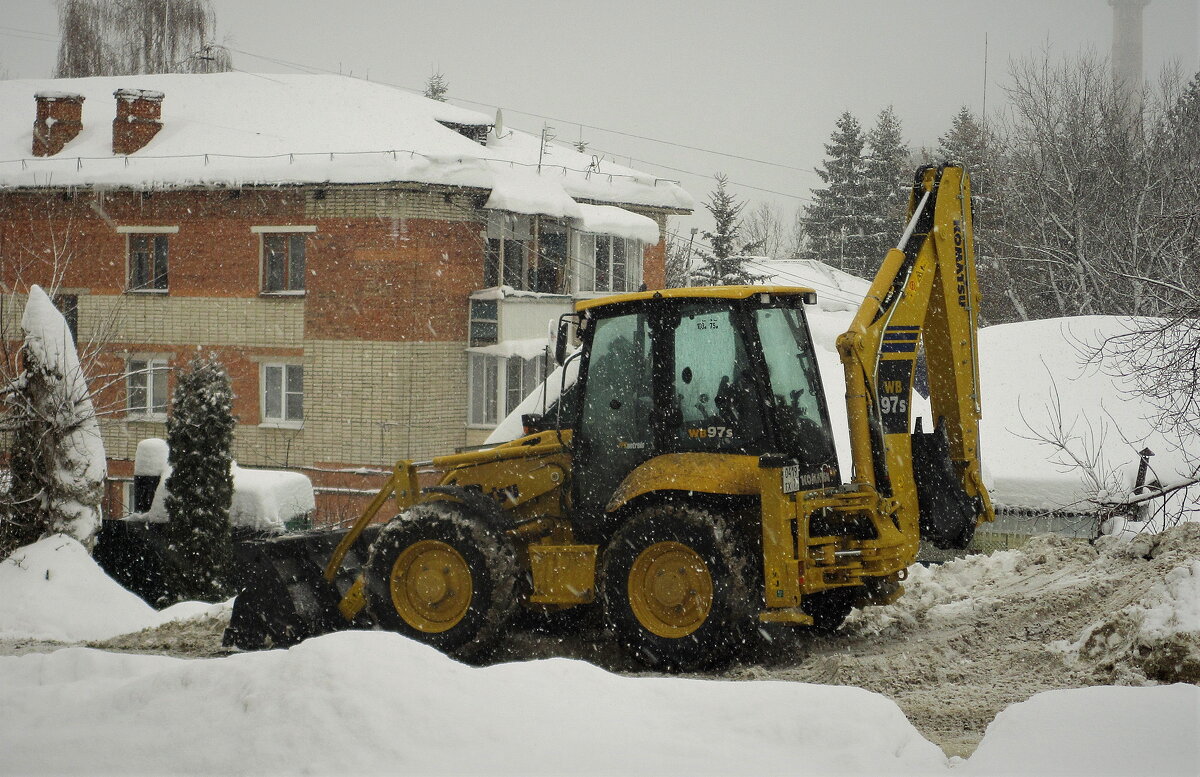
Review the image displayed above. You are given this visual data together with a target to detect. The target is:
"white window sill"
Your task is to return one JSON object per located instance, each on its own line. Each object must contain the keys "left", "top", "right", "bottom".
{"left": 260, "top": 290, "right": 306, "bottom": 297}
{"left": 125, "top": 288, "right": 169, "bottom": 294}
{"left": 126, "top": 414, "right": 167, "bottom": 423}
{"left": 260, "top": 421, "right": 303, "bottom": 430}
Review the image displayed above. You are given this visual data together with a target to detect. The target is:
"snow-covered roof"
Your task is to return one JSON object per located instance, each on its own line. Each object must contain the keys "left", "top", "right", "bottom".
{"left": 740, "top": 256, "right": 872, "bottom": 313}
{"left": 0, "top": 73, "right": 694, "bottom": 217}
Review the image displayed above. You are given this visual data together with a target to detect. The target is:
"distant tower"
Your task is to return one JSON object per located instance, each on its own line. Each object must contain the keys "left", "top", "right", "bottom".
{"left": 1110, "top": 0, "right": 1150, "bottom": 115}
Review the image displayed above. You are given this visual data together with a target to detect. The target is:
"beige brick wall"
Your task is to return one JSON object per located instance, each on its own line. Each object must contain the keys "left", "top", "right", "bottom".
{"left": 83, "top": 294, "right": 305, "bottom": 347}
{"left": 306, "top": 185, "right": 482, "bottom": 223}
{"left": 304, "top": 339, "right": 468, "bottom": 464}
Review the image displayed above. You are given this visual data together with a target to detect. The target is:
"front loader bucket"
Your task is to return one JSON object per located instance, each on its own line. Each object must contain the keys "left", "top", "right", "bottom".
{"left": 223, "top": 527, "right": 380, "bottom": 650}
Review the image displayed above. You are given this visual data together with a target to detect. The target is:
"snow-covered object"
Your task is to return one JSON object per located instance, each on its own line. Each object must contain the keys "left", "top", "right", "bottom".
{"left": 978, "top": 316, "right": 1198, "bottom": 514}
{"left": 742, "top": 256, "right": 873, "bottom": 313}
{"left": 139, "top": 460, "right": 314, "bottom": 533}
{"left": 0, "top": 535, "right": 226, "bottom": 642}
{"left": 16, "top": 285, "right": 106, "bottom": 546}
{"left": 133, "top": 437, "right": 169, "bottom": 476}
{"left": 963, "top": 685, "right": 1199, "bottom": 777}
{"left": 0, "top": 74, "right": 694, "bottom": 217}
{"left": 574, "top": 203, "right": 661, "bottom": 244}
{"left": 0, "top": 630, "right": 947, "bottom": 775}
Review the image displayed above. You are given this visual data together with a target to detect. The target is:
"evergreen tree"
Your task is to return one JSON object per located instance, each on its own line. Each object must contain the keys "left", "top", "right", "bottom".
{"left": 691, "top": 175, "right": 765, "bottom": 285}
{"left": 802, "top": 111, "right": 871, "bottom": 275}
{"left": 424, "top": 70, "right": 449, "bottom": 102}
{"left": 163, "top": 352, "right": 235, "bottom": 601}
{"left": 55, "top": 0, "right": 232, "bottom": 78}
{"left": 1, "top": 286, "right": 105, "bottom": 556}
{"left": 861, "top": 106, "right": 909, "bottom": 267}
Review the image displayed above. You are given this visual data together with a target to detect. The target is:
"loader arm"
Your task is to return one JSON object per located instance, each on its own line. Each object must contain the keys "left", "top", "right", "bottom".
{"left": 835, "top": 164, "right": 994, "bottom": 548}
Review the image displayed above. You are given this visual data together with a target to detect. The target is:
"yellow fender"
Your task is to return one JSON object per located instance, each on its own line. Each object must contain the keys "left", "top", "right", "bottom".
{"left": 605, "top": 453, "right": 763, "bottom": 513}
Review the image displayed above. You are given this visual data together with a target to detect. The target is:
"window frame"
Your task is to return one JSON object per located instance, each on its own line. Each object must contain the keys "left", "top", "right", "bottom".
{"left": 467, "top": 352, "right": 546, "bottom": 428}
{"left": 573, "top": 233, "right": 643, "bottom": 294}
{"left": 125, "top": 356, "right": 169, "bottom": 421}
{"left": 260, "top": 362, "right": 304, "bottom": 428}
{"left": 253, "top": 226, "right": 315, "bottom": 295}
{"left": 119, "top": 226, "right": 177, "bottom": 293}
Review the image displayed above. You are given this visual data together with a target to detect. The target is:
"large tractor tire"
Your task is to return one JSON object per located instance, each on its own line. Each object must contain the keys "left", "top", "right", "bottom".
{"left": 364, "top": 502, "right": 519, "bottom": 663}
{"left": 600, "top": 505, "right": 754, "bottom": 672}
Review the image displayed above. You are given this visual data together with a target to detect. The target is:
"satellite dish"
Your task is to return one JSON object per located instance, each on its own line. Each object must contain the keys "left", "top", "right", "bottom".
{"left": 494, "top": 108, "right": 505, "bottom": 138}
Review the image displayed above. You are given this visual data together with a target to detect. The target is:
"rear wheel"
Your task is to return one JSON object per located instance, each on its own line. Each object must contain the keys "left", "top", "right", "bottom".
{"left": 600, "top": 505, "right": 754, "bottom": 672}
{"left": 365, "top": 503, "right": 518, "bottom": 662}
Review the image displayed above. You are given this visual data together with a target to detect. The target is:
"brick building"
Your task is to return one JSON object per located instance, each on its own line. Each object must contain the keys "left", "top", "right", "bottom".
{"left": 0, "top": 73, "right": 693, "bottom": 522}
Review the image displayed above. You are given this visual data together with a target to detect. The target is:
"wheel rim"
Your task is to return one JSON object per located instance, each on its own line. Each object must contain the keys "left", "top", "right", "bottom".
{"left": 627, "top": 541, "right": 714, "bottom": 639}
{"left": 389, "top": 540, "right": 473, "bottom": 633}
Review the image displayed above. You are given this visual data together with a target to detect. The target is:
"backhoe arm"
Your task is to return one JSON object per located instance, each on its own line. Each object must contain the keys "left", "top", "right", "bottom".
{"left": 835, "top": 164, "right": 994, "bottom": 549}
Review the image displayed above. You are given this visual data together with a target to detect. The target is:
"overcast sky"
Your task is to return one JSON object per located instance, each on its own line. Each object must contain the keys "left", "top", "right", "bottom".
{"left": 3, "top": 1, "right": 1198, "bottom": 240}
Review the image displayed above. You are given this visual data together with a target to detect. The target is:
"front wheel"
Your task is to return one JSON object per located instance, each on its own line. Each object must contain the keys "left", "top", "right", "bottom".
{"left": 600, "top": 505, "right": 754, "bottom": 672}
{"left": 364, "top": 502, "right": 518, "bottom": 662}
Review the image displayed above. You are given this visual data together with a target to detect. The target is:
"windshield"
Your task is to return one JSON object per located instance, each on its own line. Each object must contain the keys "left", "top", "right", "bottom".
{"left": 752, "top": 305, "right": 837, "bottom": 467}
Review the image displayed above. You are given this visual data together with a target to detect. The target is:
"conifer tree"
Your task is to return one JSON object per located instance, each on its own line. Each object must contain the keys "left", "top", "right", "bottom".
{"left": 861, "top": 106, "right": 909, "bottom": 268}
{"left": 691, "top": 174, "right": 765, "bottom": 285}
{"left": 163, "top": 352, "right": 235, "bottom": 601}
{"left": 802, "top": 111, "right": 871, "bottom": 274}
{"left": 424, "top": 71, "right": 449, "bottom": 102}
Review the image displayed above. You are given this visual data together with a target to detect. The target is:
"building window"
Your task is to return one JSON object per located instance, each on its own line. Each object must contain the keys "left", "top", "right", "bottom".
{"left": 127, "top": 358, "right": 168, "bottom": 420}
{"left": 469, "top": 353, "right": 545, "bottom": 427}
{"left": 469, "top": 299, "right": 498, "bottom": 347}
{"left": 262, "top": 363, "right": 303, "bottom": 426}
{"left": 263, "top": 233, "right": 306, "bottom": 293}
{"left": 575, "top": 234, "right": 643, "bottom": 293}
{"left": 128, "top": 234, "right": 169, "bottom": 291}
{"left": 483, "top": 212, "right": 532, "bottom": 289}
{"left": 53, "top": 293, "right": 78, "bottom": 343}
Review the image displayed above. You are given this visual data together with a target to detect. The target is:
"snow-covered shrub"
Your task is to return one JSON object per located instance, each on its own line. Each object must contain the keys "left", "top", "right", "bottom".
{"left": 1, "top": 285, "right": 105, "bottom": 555}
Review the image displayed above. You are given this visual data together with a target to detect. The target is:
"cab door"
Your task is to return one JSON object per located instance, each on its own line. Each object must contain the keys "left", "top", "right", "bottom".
{"left": 572, "top": 309, "right": 655, "bottom": 538}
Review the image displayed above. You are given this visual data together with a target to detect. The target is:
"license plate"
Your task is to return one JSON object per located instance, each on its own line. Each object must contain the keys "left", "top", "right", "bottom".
{"left": 781, "top": 464, "right": 801, "bottom": 494}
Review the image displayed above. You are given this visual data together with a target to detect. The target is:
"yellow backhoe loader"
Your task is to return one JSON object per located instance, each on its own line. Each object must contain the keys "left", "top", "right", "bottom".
{"left": 224, "top": 164, "right": 994, "bottom": 671}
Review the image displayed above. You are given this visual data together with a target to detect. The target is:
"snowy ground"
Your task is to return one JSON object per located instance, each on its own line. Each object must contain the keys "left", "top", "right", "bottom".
{"left": 2, "top": 531, "right": 1198, "bottom": 775}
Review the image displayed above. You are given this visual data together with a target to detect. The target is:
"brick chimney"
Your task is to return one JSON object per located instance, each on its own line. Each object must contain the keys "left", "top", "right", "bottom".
{"left": 32, "top": 92, "right": 85, "bottom": 157}
{"left": 112, "top": 88, "right": 165, "bottom": 155}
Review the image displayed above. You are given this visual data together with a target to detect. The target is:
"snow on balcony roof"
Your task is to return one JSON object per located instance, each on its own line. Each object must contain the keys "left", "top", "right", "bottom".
{"left": 0, "top": 73, "right": 694, "bottom": 216}
{"left": 573, "top": 203, "right": 661, "bottom": 244}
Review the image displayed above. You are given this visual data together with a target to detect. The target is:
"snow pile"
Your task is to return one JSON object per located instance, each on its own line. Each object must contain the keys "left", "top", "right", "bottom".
{"left": 963, "top": 684, "right": 1199, "bottom": 777}
{"left": 0, "top": 630, "right": 948, "bottom": 776}
{"left": 744, "top": 257, "right": 873, "bottom": 313}
{"left": 1060, "top": 524, "right": 1200, "bottom": 684}
{"left": 0, "top": 535, "right": 222, "bottom": 642}
{"left": 15, "top": 285, "right": 107, "bottom": 545}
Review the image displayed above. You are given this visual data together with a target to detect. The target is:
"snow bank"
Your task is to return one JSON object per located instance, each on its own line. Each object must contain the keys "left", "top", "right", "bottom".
{"left": 963, "top": 684, "right": 1200, "bottom": 777}
{"left": 0, "top": 535, "right": 221, "bottom": 642}
{"left": 0, "top": 630, "right": 948, "bottom": 776}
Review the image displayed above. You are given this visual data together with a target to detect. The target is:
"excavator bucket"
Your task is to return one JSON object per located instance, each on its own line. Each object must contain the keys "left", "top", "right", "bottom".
{"left": 223, "top": 527, "right": 379, "bottom": 649}
{"left": 911, "top": 418, "right": 981, "bottom": 549}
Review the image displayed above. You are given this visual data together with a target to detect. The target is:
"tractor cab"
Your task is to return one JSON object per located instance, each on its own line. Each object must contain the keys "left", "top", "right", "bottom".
{"left": 567, "top": 287, "right": 840, "bottom": 538}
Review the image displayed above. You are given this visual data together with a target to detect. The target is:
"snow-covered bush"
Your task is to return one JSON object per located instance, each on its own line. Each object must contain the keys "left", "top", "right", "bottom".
{"left": 1, "top": 285, "right": 105, "bottom": 555}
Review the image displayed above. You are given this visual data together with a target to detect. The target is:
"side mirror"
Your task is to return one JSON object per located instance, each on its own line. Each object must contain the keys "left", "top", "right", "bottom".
{"left": 554, "top": 318, "right": 571, "bottom": 366}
